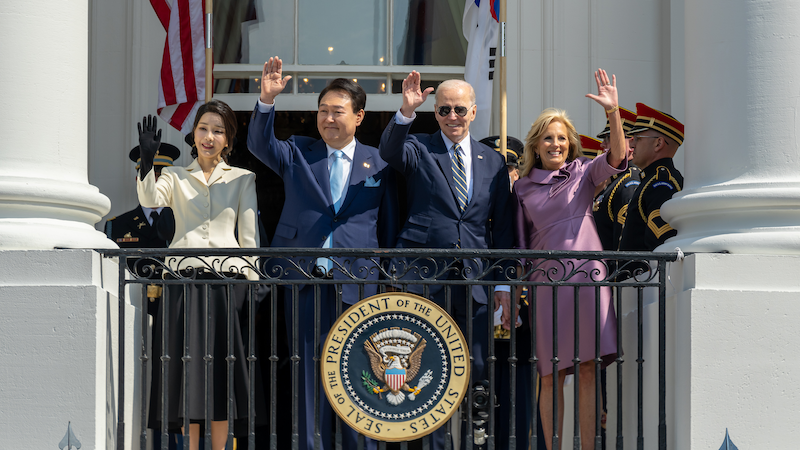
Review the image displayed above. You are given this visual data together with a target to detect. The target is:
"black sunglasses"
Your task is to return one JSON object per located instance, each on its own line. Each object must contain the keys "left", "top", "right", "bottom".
{"left": 436, "top": 105, "right": 470, "bottom": 117}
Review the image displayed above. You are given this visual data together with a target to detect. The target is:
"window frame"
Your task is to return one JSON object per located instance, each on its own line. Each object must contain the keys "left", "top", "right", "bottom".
{"left": 212, "top": 0, "right": 466, "bottom": 111}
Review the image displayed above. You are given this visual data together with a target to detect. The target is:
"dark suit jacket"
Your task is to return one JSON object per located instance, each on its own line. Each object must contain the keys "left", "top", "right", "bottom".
{"left": 379, "top": 116, "right": 513, "bottom": 304}
{"left": 105, "top": 205, "right": 175, "bottom": 313}
{"left": 247, "top": 104, "right": 398, "bottom": 304}
{"left": 105, "top": 205, "right": 174, "bottom": 248}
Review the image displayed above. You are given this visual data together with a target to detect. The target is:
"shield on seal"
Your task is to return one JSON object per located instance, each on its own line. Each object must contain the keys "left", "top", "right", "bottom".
{"left": 385, "top": 366, "right": 406, "bottom": 392}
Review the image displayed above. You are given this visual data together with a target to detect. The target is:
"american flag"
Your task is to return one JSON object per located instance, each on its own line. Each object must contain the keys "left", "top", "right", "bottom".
{"left": 150, "top": 0, "right": 207, "bottom": 134}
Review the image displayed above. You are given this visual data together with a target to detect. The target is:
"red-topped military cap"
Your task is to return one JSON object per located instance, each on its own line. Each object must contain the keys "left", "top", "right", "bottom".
{"left": 580, "top": 135, "right": 604, "bottom": 160}
{"left": 628, "top": 102, "right": 684, "bottom": 146}
{"left": 596, "top": 106, "right": 637, "bottom": 138}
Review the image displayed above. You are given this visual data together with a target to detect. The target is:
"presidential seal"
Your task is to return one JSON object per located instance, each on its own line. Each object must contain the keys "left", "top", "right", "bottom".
{"left": 322, "top": 293, "right": 470, "bottom": 442}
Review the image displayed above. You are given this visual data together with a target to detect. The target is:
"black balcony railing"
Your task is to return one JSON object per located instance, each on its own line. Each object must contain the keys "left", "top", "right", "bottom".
{"left": 102, "top": 248, "right": 678, "bottom": 450}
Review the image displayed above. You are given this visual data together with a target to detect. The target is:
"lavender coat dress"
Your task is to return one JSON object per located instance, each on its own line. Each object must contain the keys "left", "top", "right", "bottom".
{"left": 513, "top": 152, "right": 625, "bottom": 376}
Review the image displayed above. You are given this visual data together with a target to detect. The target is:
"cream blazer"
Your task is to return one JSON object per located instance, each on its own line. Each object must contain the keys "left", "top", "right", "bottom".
{"left": 137, "top": 159, "right": 260, "bottom": 279}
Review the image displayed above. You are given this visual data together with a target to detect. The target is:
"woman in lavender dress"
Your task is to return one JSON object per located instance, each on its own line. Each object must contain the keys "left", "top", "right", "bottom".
{"left": 512, "top": 69, "right": 626, "bottom": 450}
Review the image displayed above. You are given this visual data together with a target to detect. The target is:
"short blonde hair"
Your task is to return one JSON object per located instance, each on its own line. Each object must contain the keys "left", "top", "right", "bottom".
{"left": 520, "top": 108, "right": 583, "bottom": 177}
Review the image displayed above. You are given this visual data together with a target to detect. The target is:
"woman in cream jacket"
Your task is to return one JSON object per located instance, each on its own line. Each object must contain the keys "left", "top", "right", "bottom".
{"left": 137, "top": 101, "right": 260, "bottom": 450}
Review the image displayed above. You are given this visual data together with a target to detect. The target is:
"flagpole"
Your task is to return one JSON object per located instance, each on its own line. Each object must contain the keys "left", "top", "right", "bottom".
{"left": 205, "top": 0, "right": 213, "bottom": 103}
{"left": 499, "top": 0, "right": 507, "bottom": 159}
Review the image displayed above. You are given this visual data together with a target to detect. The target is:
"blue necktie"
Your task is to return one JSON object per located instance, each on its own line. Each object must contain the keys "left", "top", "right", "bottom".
{"left": 319, "top": 150, "right": 346, "bottom": 272}
{"left": 452, "top": 143, "right": 468, "bottom": 213}
{"left": 330, "top": 150, "right": 345, "bottom": 212}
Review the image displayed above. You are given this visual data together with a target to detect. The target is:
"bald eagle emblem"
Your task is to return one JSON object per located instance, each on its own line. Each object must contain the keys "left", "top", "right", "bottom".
{"left": 362, "top": 327, "right": 433, "bottom": 406}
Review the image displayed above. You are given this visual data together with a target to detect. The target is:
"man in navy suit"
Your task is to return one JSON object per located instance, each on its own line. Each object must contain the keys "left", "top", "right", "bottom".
{"left": 379, "top": 71, "right": 514, "bottom": 448}
{"left": 247, "top": 57, "right": 397, "bottom": 450}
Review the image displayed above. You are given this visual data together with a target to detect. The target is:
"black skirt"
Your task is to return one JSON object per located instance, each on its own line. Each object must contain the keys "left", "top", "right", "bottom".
{"left": 147, "top": 273, "right": 266, "bottom": 429}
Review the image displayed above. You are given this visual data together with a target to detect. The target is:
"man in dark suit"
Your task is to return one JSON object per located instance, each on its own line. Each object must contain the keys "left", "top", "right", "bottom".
{"left": 247, "top": 57, "right": 397, "bottom": 450}
{"left": 379, "top": 71, "right": 513, "bottom": 449}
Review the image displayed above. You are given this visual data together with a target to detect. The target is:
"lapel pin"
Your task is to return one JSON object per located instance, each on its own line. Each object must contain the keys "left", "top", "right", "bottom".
{"left": 363, "top": 162, "right": 371, "bottom": 168}
{"left": 477, "top": 155, "right": 484, "bottom": 160}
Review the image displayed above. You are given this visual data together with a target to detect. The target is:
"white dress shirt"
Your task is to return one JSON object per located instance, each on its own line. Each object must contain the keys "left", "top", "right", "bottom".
{"left": 394, "top": 110, "right": 474, "bottom": 202}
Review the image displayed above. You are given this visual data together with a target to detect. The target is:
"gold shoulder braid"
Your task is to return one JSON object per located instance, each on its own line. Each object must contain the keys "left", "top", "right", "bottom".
{"left": 637, "top": 165, "right": 681, "bottom": 220}
{"left": 607, "top": 170, "right": 632, "bottom": 221}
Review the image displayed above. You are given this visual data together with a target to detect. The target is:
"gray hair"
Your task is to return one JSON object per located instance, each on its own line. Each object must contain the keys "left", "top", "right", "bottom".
{"left": 435, "top": 79, "right": 476, "bottom": 105}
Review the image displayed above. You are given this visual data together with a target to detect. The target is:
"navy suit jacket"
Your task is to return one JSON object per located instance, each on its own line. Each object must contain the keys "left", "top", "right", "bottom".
{"left": 379, "top": 116, "right": 513, "bottom": 304}
{"left": 247, "top": 104, "right": 398, "bottom": 304}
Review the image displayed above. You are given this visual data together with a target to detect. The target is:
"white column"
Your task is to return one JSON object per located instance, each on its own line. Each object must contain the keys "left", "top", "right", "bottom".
{"left": 661, "top": 0, "right": 800, "bottom": 254}
{"left": 659, "top": 2, "right": 800, "bottom": 448}
{"left": 0, "top": 0, "right": 114, "bottom": 249}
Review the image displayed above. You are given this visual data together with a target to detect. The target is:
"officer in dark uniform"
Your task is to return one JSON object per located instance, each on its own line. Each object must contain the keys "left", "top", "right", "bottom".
{"left": 105, "top": 143, "right": 180, "bottom": 252}
{"left": 581, "top": 107, "right": 640, "bottom": 450}
{"left": 479, "top": 135, "right": 524, "bottom": 189}
{"left": 618, "top": 103, "right": 684, "bottom": 252}
{"left": 106, "top": 141, "right": 181, "bottom": 448}
{"left": 479, "top": 134, "right": 538, "bottom": 450}
{"left": 586, "top": 106, "right": 641, "bottom": 251}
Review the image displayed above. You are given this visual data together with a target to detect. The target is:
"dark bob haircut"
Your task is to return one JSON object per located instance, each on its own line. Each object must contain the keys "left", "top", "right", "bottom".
{"left": 188, "top": 99, "right": 238, "bottom": 161}
{"left": 318, "top": 78, "right": 367, "bottom": 113}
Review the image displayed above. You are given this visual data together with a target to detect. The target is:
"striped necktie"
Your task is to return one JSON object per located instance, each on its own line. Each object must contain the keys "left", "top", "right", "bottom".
{"left": 451, "top": 143, "right": 468, "bottom": 213}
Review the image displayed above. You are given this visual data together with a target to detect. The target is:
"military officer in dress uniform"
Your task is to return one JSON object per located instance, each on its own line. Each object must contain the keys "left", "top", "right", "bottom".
{"left": 476, "top": 134, "right": 533, "bottom": 449}
{"left": 106, "top": 141, "right": 181, "bottom": 449}
{"left": 480, "top": 135, "right": 524, "bottom": 189}
{"left": 580, "top": 134, "right": 604, "bottom": 160}
{"left": 583, "top": 107, "right": 640, "bottom": 450}
{"left": 587, "top": 106, "right": 641, "bottom": 251}
{"left": 105, "top": 143, "right": 181, "bottom": 251}
{"left": 618, "top": 103, "right": 684, "bottom": 252}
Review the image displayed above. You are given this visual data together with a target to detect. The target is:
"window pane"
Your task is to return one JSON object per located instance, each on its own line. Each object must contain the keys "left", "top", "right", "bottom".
{"left": 243, "top": 0, "right": 295, "bottom": 64}
{"left": 391, "top": 78, "right": 437, "bottom": 94}
{"left": 213, "top": 1, "right": 255, "bottom": 64}
{"left": 298, "top": 77, "right": 388, "bottom": 94}
{"left": 298, "top": 0, "right": 388, "bottom": 65}
{"left": 393, "top": 0, "right": 467, "bottom": 65}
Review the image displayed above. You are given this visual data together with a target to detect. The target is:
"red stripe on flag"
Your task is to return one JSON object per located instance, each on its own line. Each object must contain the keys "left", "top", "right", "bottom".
{"left": 150, "top": 0, "right": 171, "bottom": 30}
{"left": 169, "top": 101, "right": 195, "bottom": 131}
{"left": 177, "top": 0, "right": 198, "bottom": 103}
{"left": 160, "top": 44, "right": 177, "bottom": 106}
{"left": 152, "top": 0, "right": 206, "bottom": 133}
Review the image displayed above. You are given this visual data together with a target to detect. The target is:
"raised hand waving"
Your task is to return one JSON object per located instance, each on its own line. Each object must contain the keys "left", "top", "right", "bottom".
{"left": 585, "top": 68, "right": 618, "bottom": 112}
{"left": 400, "top": 70, "right": 434, "bottom": 118}
{"left": 260, "top": 56, "right": 293, "bottom": 105}
{"left": 137, "top": 115, "right": 162, "bottom": 181}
